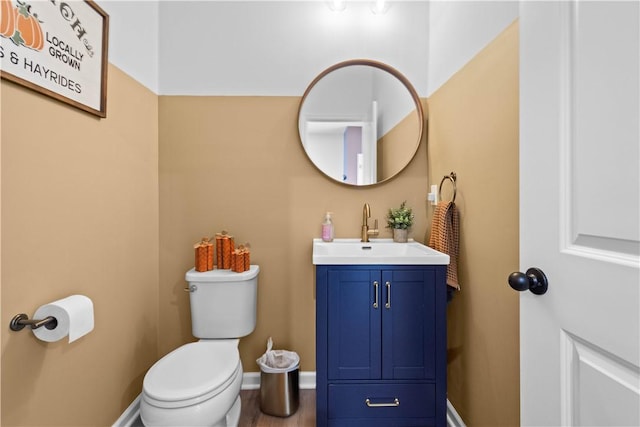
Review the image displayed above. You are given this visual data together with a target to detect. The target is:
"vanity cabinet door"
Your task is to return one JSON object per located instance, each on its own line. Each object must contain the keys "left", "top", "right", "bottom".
{"left": 381, "top": 269, "right": 436, "bottom": 380}
{"left": 327, "top": 269, "right": 381, "bottom": 380}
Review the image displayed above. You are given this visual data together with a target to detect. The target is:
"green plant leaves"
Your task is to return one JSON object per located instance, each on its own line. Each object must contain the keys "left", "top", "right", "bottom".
{"left": 385, "top": 201, "right": 414, "bottom": 229}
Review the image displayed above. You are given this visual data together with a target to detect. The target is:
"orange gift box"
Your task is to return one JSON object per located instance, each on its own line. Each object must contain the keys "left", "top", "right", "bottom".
{"left": 194, "top": 237, "right": 213, "bottom": 272}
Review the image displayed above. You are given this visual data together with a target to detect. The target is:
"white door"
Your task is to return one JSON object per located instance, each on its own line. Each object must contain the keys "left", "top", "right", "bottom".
{"left": 519, "top": 2, "right": 639, "bottom": 426}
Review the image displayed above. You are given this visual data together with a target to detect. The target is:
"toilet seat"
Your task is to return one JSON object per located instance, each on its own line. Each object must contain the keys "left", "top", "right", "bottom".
{"left": 143, "top": 340, "right": 240, "bottom": 409}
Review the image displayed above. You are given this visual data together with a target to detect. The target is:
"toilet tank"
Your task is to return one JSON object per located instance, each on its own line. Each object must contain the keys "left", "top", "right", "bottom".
{"left": 185, "top": 265, "right": 259, "bottom": 339}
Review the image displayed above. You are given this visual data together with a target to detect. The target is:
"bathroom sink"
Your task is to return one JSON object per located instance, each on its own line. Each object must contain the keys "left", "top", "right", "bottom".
{"left": 312, "top": 238, "right": 450, "bottom": 265}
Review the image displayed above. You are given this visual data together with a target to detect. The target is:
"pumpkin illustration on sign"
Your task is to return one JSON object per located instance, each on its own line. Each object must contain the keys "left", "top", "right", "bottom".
{"left": 0, "top": 0, "right": 16, "bottom": 38}
{"left": 0, "top": 0, "right": 44, "bottom": 51}
{"left": 13, "top": 0, "right": 43, "bottom": 50}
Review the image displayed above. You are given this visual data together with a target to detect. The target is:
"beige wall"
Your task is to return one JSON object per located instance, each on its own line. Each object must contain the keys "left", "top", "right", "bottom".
{"left": 158, "top": 96, "right": 431, "bottom": 370}
{"left": 378, "top": 110, "right": 422, "bottom": 181}
{"left": 1, "top": 65, "right": 159, "bottom": 426}
{"left": 427, "top": 22, "right": 520, "bottom": 426}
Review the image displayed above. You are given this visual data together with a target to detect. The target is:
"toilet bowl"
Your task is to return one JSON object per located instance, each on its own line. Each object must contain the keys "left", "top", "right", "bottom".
{"left": 140, "top": 266, "right": 259, "bottom": 426}
{"left": 141, "top": 340, "right": 243, "bottom": 426}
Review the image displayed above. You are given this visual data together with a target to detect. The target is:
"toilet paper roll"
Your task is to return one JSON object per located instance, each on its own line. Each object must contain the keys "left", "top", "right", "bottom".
{"left": 32, "top": 295, "right": 94, "bottom": 343}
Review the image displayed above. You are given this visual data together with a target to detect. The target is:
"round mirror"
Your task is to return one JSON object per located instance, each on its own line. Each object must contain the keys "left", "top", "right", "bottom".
{"left": 298, "top": 59, "right": 424, "bottom": 186}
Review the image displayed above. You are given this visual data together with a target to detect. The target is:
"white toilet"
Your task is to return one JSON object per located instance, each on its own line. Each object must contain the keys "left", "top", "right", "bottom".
{"left": 140, "top": 265, "right": 259, "bottom": 427}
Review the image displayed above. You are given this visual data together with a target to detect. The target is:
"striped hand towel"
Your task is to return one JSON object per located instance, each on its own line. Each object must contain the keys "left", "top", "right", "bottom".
{"left": 428, "top": 201, "right": 460, "bottom": 289}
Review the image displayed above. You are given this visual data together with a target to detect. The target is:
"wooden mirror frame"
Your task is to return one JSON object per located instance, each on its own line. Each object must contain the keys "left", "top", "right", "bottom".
{"left": 298, "top": 59, "right": 424, "bottom": 187}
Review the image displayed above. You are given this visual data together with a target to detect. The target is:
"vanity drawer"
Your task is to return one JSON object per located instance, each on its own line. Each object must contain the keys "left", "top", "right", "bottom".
{"left": 328, "top": 383, "right": 435, "bottom": 420}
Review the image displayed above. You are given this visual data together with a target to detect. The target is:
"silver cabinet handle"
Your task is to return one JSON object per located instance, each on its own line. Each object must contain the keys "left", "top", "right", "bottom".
{"left": 365, "top": 398, "right": 400, "bottom": 407}
{"left": 373, "top": 281, "right": 379, "bottom": 309}
{"left": 385, "top": 281, "right": 391, "bottom": 309}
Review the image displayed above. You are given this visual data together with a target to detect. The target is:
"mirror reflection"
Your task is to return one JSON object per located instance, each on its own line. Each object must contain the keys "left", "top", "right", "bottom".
{"left": 298, "top": 60, "right": 424, "bottom": 186}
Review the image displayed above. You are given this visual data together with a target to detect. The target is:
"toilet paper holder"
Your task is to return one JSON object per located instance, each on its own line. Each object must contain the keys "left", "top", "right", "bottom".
{"left": 9, "top": 313, "right": 58, "bottom": 331}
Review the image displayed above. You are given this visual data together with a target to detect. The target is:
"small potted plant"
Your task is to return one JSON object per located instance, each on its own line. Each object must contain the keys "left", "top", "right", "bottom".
{"left": 386, "top": 201, "right": 414, "bottom": 242}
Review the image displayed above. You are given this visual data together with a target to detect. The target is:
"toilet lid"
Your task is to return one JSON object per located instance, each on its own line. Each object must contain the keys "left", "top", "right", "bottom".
{"left": 143, "top": 340, "right": 240, "bottom": 403}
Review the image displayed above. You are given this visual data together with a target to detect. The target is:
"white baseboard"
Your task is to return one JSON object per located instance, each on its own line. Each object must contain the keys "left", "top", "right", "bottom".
{"left": 112, "top": 394, "right": 141, "bottom": 427}
{"left": 447, "top": 399, "right": 466, "bottom": 427}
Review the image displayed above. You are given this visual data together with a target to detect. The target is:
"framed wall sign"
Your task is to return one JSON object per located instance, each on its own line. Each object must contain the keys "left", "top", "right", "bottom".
{"left": 0, "top": 0, "right": 109, "bottom": 117}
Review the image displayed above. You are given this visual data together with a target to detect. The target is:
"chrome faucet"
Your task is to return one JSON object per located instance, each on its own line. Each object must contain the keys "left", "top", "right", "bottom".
{"left": 361, "top": 203, "right": 379, "bottom": 242}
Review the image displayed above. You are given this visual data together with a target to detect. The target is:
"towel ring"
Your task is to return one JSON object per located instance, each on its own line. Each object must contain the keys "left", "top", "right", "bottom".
{"left": 439, "top": 172, "right": 457, "bottom": 203}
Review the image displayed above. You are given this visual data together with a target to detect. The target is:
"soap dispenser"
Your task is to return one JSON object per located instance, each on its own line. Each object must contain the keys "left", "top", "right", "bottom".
{"left": 321, "top": 212, "right": 334, "bottom": 242}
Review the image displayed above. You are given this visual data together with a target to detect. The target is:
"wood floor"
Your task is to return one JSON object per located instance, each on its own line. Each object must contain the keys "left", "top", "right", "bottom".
{"left": 239, "top": 389, "right": 316, "bottom": 426}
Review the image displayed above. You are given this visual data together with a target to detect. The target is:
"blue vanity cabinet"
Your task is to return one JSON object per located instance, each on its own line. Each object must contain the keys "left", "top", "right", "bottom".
{"left": 316, "top": 264, "right": 447, "bottom": 427}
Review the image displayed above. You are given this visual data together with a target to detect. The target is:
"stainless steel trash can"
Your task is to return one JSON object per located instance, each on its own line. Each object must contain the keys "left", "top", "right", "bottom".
{"left": 259, "top": 367, "right": 299, "bottom": 417}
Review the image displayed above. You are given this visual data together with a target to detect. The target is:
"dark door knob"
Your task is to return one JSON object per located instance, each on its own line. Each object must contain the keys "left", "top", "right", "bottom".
{"left": 508, "top": 267, "right": 548, "bottom": 295}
